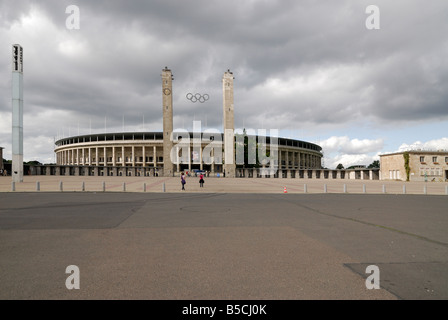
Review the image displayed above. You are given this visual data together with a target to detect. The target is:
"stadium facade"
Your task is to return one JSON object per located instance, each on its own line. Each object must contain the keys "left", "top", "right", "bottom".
{"left": 53, "top": 68, "right": 324, "bottom": 178}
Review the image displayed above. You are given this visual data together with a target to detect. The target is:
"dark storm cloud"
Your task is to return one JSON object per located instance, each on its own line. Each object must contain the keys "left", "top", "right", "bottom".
{"left": 1, "top": 0, "right": 448, "bottom": 162}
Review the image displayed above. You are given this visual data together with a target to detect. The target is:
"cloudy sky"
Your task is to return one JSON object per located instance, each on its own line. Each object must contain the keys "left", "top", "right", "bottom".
{"left": 1, "top": 0, "right": 447, "bottom": 168}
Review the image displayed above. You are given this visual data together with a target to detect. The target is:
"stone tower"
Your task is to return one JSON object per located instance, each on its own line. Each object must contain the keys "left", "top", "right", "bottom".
{"left": 223, "top": 70, "right": 235, "bottom": 178}
{"left": 12, "top": 44, "right": 23, "bottom": 182}
{"left": 162, "top": 67, "right": 174, "bottom": 176}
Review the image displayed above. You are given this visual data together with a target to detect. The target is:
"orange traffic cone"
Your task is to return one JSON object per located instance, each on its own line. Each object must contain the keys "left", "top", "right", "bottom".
{"left": 284, "top": 186, "right": 287, "bottom": 193}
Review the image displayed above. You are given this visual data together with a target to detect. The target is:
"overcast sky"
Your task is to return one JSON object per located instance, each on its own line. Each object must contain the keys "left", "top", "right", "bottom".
{"left": 1, "top": 0, "right": 447, "bottom": 168}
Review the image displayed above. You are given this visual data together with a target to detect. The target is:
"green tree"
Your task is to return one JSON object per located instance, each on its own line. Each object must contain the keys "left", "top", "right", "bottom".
{"left": 367, "top": 160, "right": 380, "bottom": 168}
{"left": 25, "top": 160, "right": 42, "bottom": 166}
{"left": 403, "top": 152, "right": 410, "bottom": 182}
{"left": 336, "top": 163, "right": 344, "bottom": 170}
{"left": 235, "top": 129, "right": 260, "bottom": 168}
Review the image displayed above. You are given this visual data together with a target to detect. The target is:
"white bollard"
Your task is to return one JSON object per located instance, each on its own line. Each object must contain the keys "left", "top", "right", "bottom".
{"left": 163, "top": 182, "right": 166, "bottom": 193}
{"left": 324, "top": 184, "right": 327, "bottom": 193}
{"left": 59, "top": 181, "right": 63, "bottom": 192}
{"left": 446, "top": 185, "right": 448, "bottom": 196}
{"left": 403, "top": 185, "right": 406, "bottom": 194}
{"left": 424, "top": 185, "right": 427, "bottom": 195}
{"left": 102, "top": 181, "right": 106, "bottom": 192}
{"left": 304, "top": 184, "right": 307, "bottom": 193}
{"left": 82, "top": 182, "right": 85, "bottom": 192}
{"left": 143, "top": 183, "right": 146, "bottom": 192}
{"left": 363, "top": 184, "right": 366, "bottom": 194}
{"left": 343, "top": 184, "right": 347, "bottom": 193}
{"left": 123, "top": 182, "right": 126, "bottom": 192}
{"left": 36, "top": 181, "right": 40, "bottom": 191}
{"left": 382, "top": 185, "right": 386, "bottom": 194}
{"left": 11, "top": 181, "right": 15, "bottom": 192}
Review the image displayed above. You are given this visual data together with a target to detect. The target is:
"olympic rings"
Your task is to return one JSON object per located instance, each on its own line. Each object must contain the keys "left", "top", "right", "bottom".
{"left": 186, "top": 93, "right": 210, "bottom": 103}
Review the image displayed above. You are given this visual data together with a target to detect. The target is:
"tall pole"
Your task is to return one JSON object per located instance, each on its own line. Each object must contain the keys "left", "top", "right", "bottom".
{"left": 223, "top": 69, "right": 235, "bottom": 178}
{"left": 12, "top": 44, "right": 23, "bottom": 183}
{"left": 162, "top": 67, "right": 174, "bottom": 176}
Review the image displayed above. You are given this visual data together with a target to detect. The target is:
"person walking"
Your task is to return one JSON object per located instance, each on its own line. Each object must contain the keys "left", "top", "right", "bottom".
{"left": 181, "top": 172, "right": 186, "bottom": 191}
{"left": 199, "top": 173, "right": 205, "bottom": 188}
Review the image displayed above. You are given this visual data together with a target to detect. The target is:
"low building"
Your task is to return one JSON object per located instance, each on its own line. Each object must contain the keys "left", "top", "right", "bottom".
{"left": 380, "top": 151, "right": 448, "bottom": 182}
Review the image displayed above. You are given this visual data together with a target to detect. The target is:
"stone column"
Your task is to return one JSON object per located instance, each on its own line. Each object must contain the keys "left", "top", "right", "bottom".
{"left": 211, "top": 148, "right": 215, "bottom": 173}
{"left": 292, "top": 152, "right": 296, "bottom": 169}
{"left": 162, "top": 67, "right": 174, "bottom": 176}
{"left": 142, "top": 146, "right": 146, "bottom": 167}
{"left": 188, "top": 145, "right": 192, "bottom": 172}
{"left": 104, "top": 147, "right": 107, "bottom": 167}
{"left": 223, "top": 70, "right": 235, "bottom": 178}
{"left": 131, "top": 146, "right": 135, "bottom": 167}
{"left": 176, "top": 145, "right": 180, "bottom": 173}
{"left": 200, "top": 146, "right": 203, "bottom": 170}
{"left": 153, "top": 146, "right": 157, "bottom": 166}
{"left": 278, "top": 150, "right": 282, "bottom": 170}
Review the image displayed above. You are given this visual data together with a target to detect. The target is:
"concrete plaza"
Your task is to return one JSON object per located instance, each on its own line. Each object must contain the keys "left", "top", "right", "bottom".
{"left": 1, "top": 175, "right": 447, "bottom": 195}
{"left": 0, "top": 186, "right": 447, "bottom": 300}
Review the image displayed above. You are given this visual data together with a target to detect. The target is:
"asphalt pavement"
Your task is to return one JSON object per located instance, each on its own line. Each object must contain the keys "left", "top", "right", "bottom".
{"left": 0, "top": 192, "right": 447, "bottom": 299}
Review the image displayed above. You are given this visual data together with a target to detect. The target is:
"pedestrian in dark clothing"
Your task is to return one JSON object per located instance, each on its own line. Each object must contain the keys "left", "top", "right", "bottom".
{"left": 181, "top": 172, "right": 186, "bottom": 190}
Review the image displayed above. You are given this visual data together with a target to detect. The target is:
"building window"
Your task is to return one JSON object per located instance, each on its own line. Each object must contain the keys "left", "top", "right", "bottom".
{"left": 445, "top": 157, "right": 448, "bottom": 163}
{"left": 420, "top": 156, "right": 425, "bottom": 163}
{"left": 433, "top": 156, "right": 438, "bottom": 163}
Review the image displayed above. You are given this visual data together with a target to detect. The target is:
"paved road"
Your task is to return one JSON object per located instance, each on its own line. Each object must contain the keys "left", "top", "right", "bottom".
{"left": 0, "top": 192, "right": 447, "bottom": 299}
